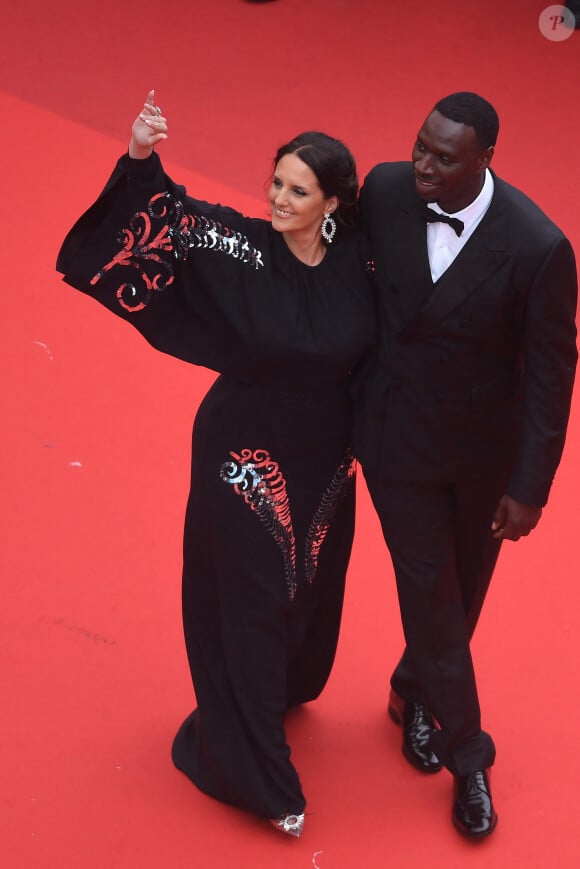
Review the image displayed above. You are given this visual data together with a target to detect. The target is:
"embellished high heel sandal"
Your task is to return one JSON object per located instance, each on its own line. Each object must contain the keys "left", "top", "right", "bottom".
{"left": 270, "top": 812, "right": 305, "bottom": 838}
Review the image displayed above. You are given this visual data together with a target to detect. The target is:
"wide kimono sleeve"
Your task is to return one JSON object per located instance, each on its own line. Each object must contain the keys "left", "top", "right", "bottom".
{"left": 56, "top": 151, "right": 268, "bottom": 372}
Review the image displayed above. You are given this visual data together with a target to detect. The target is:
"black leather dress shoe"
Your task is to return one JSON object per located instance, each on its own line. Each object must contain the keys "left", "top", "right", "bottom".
{"left": 388, "top": 689, "right": 442, "bottom": 773}
{"left": 452, "top": 770, "right": 498, "bottom": 840}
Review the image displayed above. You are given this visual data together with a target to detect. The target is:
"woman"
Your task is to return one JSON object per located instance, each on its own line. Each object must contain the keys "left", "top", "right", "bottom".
{"left": 57, "top": 92, "right": 375, "bottom": 837}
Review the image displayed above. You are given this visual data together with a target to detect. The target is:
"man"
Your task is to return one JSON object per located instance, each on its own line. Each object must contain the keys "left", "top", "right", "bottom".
{"left": 355, "top": 92, "right": 577, "bottom": 839}
{"left": 565, "top": 0, "right": 580, "bottom": 27}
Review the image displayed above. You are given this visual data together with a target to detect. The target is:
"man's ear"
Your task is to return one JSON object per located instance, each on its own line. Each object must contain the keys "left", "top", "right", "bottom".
{"left": 480, "top": 146, "right": 494, "bottom": 170}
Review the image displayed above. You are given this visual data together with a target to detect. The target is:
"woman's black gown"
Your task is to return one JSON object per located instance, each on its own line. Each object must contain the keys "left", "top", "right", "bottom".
{"left": 57, "top": 152, "right": 375, "bottom": 819}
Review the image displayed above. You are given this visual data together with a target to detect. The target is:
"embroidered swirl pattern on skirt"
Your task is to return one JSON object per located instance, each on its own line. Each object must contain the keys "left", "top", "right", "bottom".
{"left": 219, "top": 449, "right": 297, "bottom": 600}
{"left": 89, "top": 193, "right": 264, "bottom": 313}
{"left": 220, "top": 449, "right": 357, "bottom": 600}
{"left": 305, "top": 451, "right": 356, "bottom": 584}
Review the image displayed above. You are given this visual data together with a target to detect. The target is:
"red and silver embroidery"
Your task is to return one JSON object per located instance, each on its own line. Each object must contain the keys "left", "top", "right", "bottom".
{"left": 90, "top": 193, "right": 264, "bottom": 313}
{"left": 220, "top": 449, "right": 356, "bottom": 601}
{"left": 305, "top": 451, "right": 356, "bottom": 583}
{"left": 220, "top": 449, "right": 297, "bottom": 600}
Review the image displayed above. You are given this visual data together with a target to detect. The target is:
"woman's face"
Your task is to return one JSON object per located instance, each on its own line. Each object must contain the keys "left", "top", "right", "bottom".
{"left": 269, "top": 153, "right": 337, "bottom": 237}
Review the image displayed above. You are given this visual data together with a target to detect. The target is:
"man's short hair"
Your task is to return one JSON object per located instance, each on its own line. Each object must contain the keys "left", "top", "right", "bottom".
{"left": 434, "top": 92, "right": 499, "bottom": 149}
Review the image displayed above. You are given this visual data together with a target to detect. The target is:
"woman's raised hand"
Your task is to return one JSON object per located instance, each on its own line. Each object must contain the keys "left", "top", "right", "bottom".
{"left": 129, "top": 90, "right": 168, "bottom": 159}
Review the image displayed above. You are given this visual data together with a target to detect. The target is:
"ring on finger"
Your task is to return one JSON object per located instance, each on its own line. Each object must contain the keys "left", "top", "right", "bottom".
{"left": 155, "top": 105, "right": 162, "bottom": 116}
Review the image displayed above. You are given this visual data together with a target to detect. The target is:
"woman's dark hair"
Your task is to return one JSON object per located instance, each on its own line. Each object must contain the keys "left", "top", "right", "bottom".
{"left": 273, "top": 131, "right": 359, "bottom": 229}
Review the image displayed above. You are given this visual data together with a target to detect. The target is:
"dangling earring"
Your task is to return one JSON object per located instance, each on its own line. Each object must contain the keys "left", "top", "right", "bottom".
{"left": 321, "top": 212, "right": 337, "bottom": 244}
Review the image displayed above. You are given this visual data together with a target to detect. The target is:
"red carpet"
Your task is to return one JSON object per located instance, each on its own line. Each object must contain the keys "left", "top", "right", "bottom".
{"left": 1, "top": 1, "right": 579, "bottom": 866}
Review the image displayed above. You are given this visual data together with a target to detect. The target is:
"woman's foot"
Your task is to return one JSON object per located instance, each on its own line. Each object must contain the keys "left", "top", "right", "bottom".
{"left": 270, "top": 812, "right": 305, "bottom": 838}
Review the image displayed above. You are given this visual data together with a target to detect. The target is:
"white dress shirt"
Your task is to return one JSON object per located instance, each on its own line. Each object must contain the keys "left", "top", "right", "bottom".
{"left": 426, "top": 169, "right": 494, "bottom": 283}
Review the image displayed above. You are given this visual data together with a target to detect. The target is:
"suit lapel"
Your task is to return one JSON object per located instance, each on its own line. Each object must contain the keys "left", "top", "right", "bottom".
{"left": 403, "top": 180, "right": 512, "bottom": 337}
{"left": 382, "top": 196, "right": 434, "bottom": 330}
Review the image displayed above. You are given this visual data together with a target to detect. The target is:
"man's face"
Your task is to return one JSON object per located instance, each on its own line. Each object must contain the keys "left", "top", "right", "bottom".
{"left": 412, "top": 110, "right": 493, "bottom": 213}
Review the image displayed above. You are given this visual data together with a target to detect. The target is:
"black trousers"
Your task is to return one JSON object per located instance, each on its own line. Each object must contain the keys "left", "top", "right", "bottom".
{"left": 364, "top": 468, "right": 507, "bottom": 775}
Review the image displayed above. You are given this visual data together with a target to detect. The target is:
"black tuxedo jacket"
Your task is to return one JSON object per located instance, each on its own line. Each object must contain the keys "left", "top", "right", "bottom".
{"left": 354, "top": 162, "right": 578, "bottom": 507}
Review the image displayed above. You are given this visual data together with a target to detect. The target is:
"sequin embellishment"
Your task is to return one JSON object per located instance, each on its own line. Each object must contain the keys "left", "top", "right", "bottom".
{"left": 305, "top": 451, "right": 356, "bottom": 584}
{"left": 90, "top": 193, "right": 264, "bottom": 312}
{"left": 220, "top": 449, "right": 357, "bottom": 600}
{"left": 220, "top": 449, "right": 297, "bottom": 600}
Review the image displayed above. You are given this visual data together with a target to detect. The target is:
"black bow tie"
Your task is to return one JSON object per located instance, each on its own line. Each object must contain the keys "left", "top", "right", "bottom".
{"left": 424, "top": 207, "right": 464, "bottom": 237}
